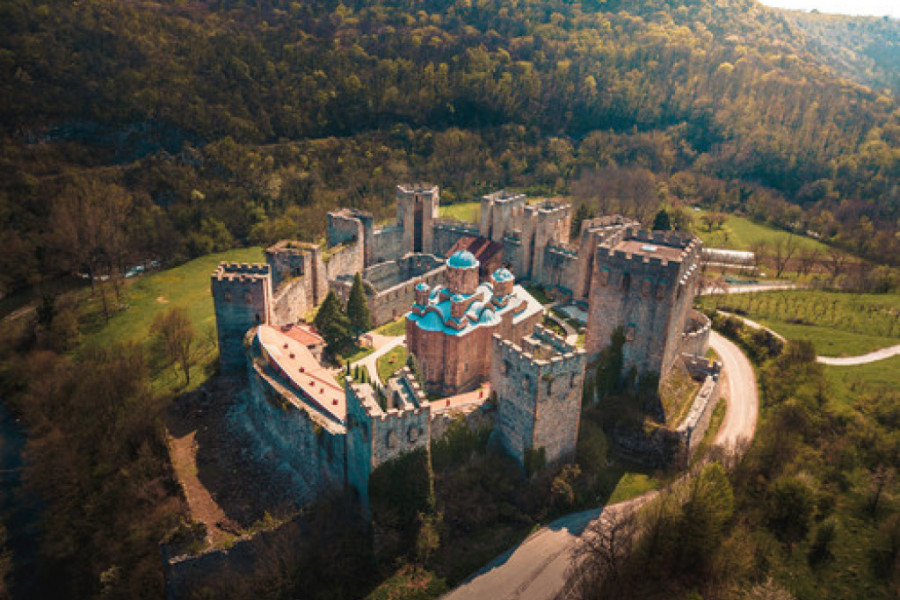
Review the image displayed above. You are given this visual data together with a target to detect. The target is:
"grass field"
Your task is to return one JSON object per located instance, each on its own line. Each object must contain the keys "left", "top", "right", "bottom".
{"left": 824, "top": 355, "right": 900, "bottom": 407}
{"left": 376, "top": 345, "right": 408, "bottom": 383}
{"left": 694, "top": 210, "right": 834, "bottom": 254}
{"left": 438, "top": 201, "right": 480, "bottom": 223}
{"left": 699, "top": 290, "right": 900, "bottom": 356}
{"left": 374, "top": 317, "right": 407, "bottom": 337}
{"left": 79, "top": 247, "right": 264, "bottom": 391}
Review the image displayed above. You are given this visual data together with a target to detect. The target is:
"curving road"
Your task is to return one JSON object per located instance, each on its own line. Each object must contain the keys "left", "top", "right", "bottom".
{"left": 441, "top": 331, "right": 758, "bottom": 600}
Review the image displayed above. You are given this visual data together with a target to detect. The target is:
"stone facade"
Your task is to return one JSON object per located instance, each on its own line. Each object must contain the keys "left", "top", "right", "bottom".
{"left": 493, "top": 325, "right": 586, "bottom": 467}
{"left": 211, "top": 263, "right": 272, "bottom": 371}
{"left": 585, "top": 229, "right": 702, "bottom": 379}
{"left": 397, "top": 184, "right": 439, "bottom": 255}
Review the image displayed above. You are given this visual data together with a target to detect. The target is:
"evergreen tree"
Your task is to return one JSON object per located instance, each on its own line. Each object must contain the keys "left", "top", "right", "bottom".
{"left": 571, "top": 203, "right": 593, "bottom": 240}
{"left": 652, "top": 209, "right": 671, "bottom": 231}
{"left": 347, "top": 272, "right": 371, "bottom": 336}
{"left": 313, "top": 291, "right": 351, "bottom": 354}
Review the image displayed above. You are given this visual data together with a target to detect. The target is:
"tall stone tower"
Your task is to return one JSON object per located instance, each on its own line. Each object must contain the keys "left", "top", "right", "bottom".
{"left": 585, "top": 229, "right": 702, "bottom": 379}
{"left": 397, "top": 184, "right": 439, "bottom": 255}
{"left": 520, "top": 200, "right": 571, "bottom": 283}
{"left": 480, "top": 190, "right": 526, "bottom": 242}
{"left": 211, "top": 262, "right": 272, "bottom": 371}
{"left": 492, "top": 325, "right": 586, "bottom": 468}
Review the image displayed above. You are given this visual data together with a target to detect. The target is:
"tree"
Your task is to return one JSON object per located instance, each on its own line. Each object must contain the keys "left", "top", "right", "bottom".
{"left": 150, "top": 307, "right": 196, "bottom": 385}
{"left": 771, "top": 234, "right": 798, "bottom": 279}
{"left": 766, "top": 475, "right": 816, "bottom": 547}
{"left": 346, "top": 272, "right": 371, "bottom": 337}
{"left": 562, "top": 509, "right": 638, "bottom": 599}
{"left": 314, "top": 291, "right": 351, "bottom": 354}
{"left": 571, "top": 203, "right": 592, "bottom": 240}
{"left": 651, "top": 209, "right": 671, "bottom": 231}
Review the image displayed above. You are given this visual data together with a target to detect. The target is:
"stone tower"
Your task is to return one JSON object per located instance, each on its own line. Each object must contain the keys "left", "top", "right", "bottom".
{"left": 345, "top": 368, "right": 431, "bottom": 511}
{"left": 480, "top": 190, "right": 526, "bottom": 242}
{"left": 328, "top": 207, "right": 374, "bottom": 267}
{"left": 397, "top": 184, "right": 439, "bottom": 255}
{"left": 492, "top": 325, "right": 586, "bottom": 468}
{"left": 520, "top": 200, "right": 571, "bottom": 283}
{"left": 585, "top": 229, "right": 702, "bottom": 379}
{"left": 211, "top": 262, "right": 272, "bottom": 371}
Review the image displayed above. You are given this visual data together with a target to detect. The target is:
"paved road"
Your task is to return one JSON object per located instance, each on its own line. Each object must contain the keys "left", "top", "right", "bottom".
{"left": 442, "top": 331, "right": 758, "bottom": 600}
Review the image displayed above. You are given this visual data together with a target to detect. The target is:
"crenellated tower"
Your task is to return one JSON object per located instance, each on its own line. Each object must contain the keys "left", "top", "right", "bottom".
{"left": 585, "top": 228, "right": 702, "bottom": 378}
{"left": 211, "top": 262, "right": 272, "bottom": 371}
{"left": 397, "top": 184, "right": 439, "bottom": 255}
{"left": 491, "top": 325, "right": 586, "bottom": 469}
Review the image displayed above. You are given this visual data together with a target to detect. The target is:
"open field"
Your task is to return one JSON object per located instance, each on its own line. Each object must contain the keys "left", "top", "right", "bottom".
{"left": 824, "top": 355, "right": 900, "bottom": 407}
{"left": 438, "top": 201, "right": 480, "bottom": 223}
{"left": 699, "top": 289, "right": 900, "bottom": 356}
{"left": 79, "top": 247, "right": 264, "bottom": 391}
{"left": 694, "top": 210, "right": 834, "bottom": 254}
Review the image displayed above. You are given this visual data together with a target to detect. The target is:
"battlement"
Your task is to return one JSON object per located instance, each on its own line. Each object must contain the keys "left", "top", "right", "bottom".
{"left": 397, "top": 183, "right": 439, "bottom": 196}
{"left": 385, "top": 367, "right": 430, "bottom": 411}
{"left": 492, "top": 328, "right": 585, "bottom": 377}
{"left": 212, "top": 262, "right": 270, "bottom": 281}
{"left": 348, "top": 370, "right": 430, "bottom": 423}
{"left": 547, "top": 243, "right": 578, "bottom": 259}
{"left": 596, "top": 229, "right": 702, "bottom": 278}
{"left": 524, "top": 199, "right": 570, "bottom": 219}
{"left": 265, "top": 239, "right": 319, "bottom": 256}
{"left": 482, "top": 190, "right": 526, "bottom": 206}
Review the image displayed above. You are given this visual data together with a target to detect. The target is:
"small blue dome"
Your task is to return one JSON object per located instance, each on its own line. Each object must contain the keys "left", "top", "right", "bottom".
{"left": 492, "top": 268, "right": 514, "bottom": 282}
{"left": 451, "top": 293, "right": 466, "bottom": 303}
{"left": 448, "top": 250, "right": 479, "bottom": 269}
{"left": 415, "top": 282, "right": 429, "bottom": 291}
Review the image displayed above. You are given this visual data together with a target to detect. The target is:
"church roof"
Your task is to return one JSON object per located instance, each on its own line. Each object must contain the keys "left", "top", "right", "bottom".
{"left": 447, "top": 250, "right": 479, "bottom": 269}
{"left": 492, "top": 268, "right": 514, "bottom": 282}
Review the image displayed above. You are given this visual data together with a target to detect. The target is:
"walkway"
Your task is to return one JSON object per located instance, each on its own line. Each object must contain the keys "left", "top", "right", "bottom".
{"left": 699, "top": 281, "right": 802, "bottom": 296}
{"left": 351, "top": 335, "right": 405, "bottom": 386}
{"left": 718, "top": 310, "right": 900, "bottom": 366}
{"left": 441, "top": 332, "right": 758, "bottom": 600}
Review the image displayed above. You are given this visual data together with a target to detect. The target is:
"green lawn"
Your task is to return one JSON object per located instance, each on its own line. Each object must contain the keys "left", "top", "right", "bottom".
{"left": 694, "top": 210, "right": 834, "bottom": 254}
{"left": 524, "top": 284, "right": 552, "bottom": 305}
{"left": 824, "top": 355, "right": 900, "bottom": 407}
{"left": 438, "top": 201, "right": 480, "bottom": 223}
{"left": 699, "top": 290, "right": 900, "bottom": 357}
{"left": 376, "top": 346, "right": 408, "bottom": 383}
{"left": 338, "top": 343, "right": 375, "bottom": 366}
{"left": 79, "top": 247, "right": 264, "bottom": 391}
{"left": 374, "top": 317, "right": 407, "bottom": 337}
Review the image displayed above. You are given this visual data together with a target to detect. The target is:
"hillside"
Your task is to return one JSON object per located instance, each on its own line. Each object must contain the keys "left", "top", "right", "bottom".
{"left": 780, "top": 9, "right": 900, "bottom": 97}
{"left": 0, "top": 0, "right": 898, "bottom": 298}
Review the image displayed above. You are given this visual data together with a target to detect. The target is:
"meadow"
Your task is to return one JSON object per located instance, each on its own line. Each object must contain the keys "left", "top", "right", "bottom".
{"left": 78, "top": 247, "right": 264, "bottom": 391}
{"left": 699, "top": 289, "right": 900, "bottom": 356}
{"left": 694, "top": 210, "right": 834, "bottom": 255}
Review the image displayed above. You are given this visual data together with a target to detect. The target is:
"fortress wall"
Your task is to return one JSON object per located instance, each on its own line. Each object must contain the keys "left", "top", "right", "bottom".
{"left": 677, "top": 374, "right": 721, "bottom": 460}
{"left": 680, "top": 309, "right": 712, "bottom": 358}
{"left": 271, "top": 277, "right": 313, "bottom": 325}
{"left": 371, "top": 226, "right": 403, "bottom": 264}
{"left": 540, "top": 246, "right": 580, "bottom": 292}
{"left": 324, "top": 241, "right": 364, "bottom": 282}
{"left": 240, "top": 362, "right": 346, "bottom": 506}
{"left": 430, "top": 402, "right": 494, "bottom": 440}
{"left": 212, "top": 263, "right": 272, "bottom": 371}
{"left": 433, "top": 221, "right": 479, "bottom": 256}
{"left": 503, "top": 236, "right": 524, "bottom": 276}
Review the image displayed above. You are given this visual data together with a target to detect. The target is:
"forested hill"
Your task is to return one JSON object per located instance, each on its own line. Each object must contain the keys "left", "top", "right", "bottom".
{"left": 780, "top": 9, "right": 900, "bottom": 97}
{"left": 0, "top": 0, "right": 898, "bottom": 295}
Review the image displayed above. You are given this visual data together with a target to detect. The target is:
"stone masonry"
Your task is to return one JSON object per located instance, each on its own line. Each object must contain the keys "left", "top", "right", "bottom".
{"left": 492, "top": 325, "right": 586, "bottom": 467}
{"left": 211, "top": 263, "right": 272, "bottom": 371}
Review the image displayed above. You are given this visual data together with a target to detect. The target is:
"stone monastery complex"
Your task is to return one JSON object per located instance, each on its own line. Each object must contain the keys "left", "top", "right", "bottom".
{"left": 211, "top": 184, "right": 720, "bottom": 510}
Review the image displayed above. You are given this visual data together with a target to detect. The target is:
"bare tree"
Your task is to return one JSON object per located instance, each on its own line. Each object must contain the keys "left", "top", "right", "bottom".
{"left": 795, "top": 247, "right": 820, "bottom": 277}
{"left": 558, "top": 508, "right": 638, "bottom": 600}
{"left": 151, "top": 307, "right": 196, "bottom": 386}
{"left": 771, "top": 234, "right": 798, "bottom": 279}
{"left": 822, "top": 247, "right": 848, "bottom": 283}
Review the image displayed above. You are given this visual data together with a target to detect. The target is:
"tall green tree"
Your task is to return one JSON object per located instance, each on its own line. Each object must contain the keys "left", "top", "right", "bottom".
{"left": 314, "top": 291, "right": 351, "bottom": 354}
{"left": 651, "top": 209, "right": 671, "bottom": 231}
{"left": 346, "top": 272, "right": 371, "bottom": 337}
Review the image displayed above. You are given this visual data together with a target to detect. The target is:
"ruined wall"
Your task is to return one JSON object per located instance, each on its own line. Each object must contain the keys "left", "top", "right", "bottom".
{"left": 541, "top": 245, "right": 580, "bottom": 292}
{"left": 491, "top": 327, "right": 586, "bottom": 468}
{"left": 271, "top": 278, "right": 312, "bottom": 325}
{"left": 212, "top": 263, "right": 272, "bottom": 371}
{"left": 371, "top": 225, "right": 403, "bottom": 264}
{"left": 397, "top": 184, "right": 439, "bottom": 254}
{"left": 480, "top": 191, "right": 526, "bottom": 242}
{"left": 503, "top": 236, "right": 523, "bottom": 276}
{"left": 677, "top": 373, "right": 721, "bottom": 460}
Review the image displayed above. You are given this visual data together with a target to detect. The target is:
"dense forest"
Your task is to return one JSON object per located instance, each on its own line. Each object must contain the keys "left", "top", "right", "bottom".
{"left": 0, "top": 0, "right": 898, "bottom": 297}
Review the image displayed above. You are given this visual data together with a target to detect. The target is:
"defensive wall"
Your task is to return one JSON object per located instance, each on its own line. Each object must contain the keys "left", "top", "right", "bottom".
{"left": 492, "top": 325, "right": 586, "bottom": 467}
{"left": 331, "top": 253, "right": 447, "bottom": 326}
{"left": 680, "top": 309, "right": 712, "bottom": 358}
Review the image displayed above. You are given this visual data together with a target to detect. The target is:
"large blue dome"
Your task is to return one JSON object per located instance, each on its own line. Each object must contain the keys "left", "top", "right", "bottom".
{"left": 448, "top": 250, "right": 479, "bottom": 269}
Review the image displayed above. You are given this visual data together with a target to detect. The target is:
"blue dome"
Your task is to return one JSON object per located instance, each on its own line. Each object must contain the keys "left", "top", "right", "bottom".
{"left": 451, "top": 294, "right": 466, "bottom": 303}
{"left": 492, "top": 268, "right": 514, "bottom": 282}
{"left": 448, "top": 250, "right": 479, "bottom": 269}
{"left": 415, "top": 282, "right": 429, "bottom": 291}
